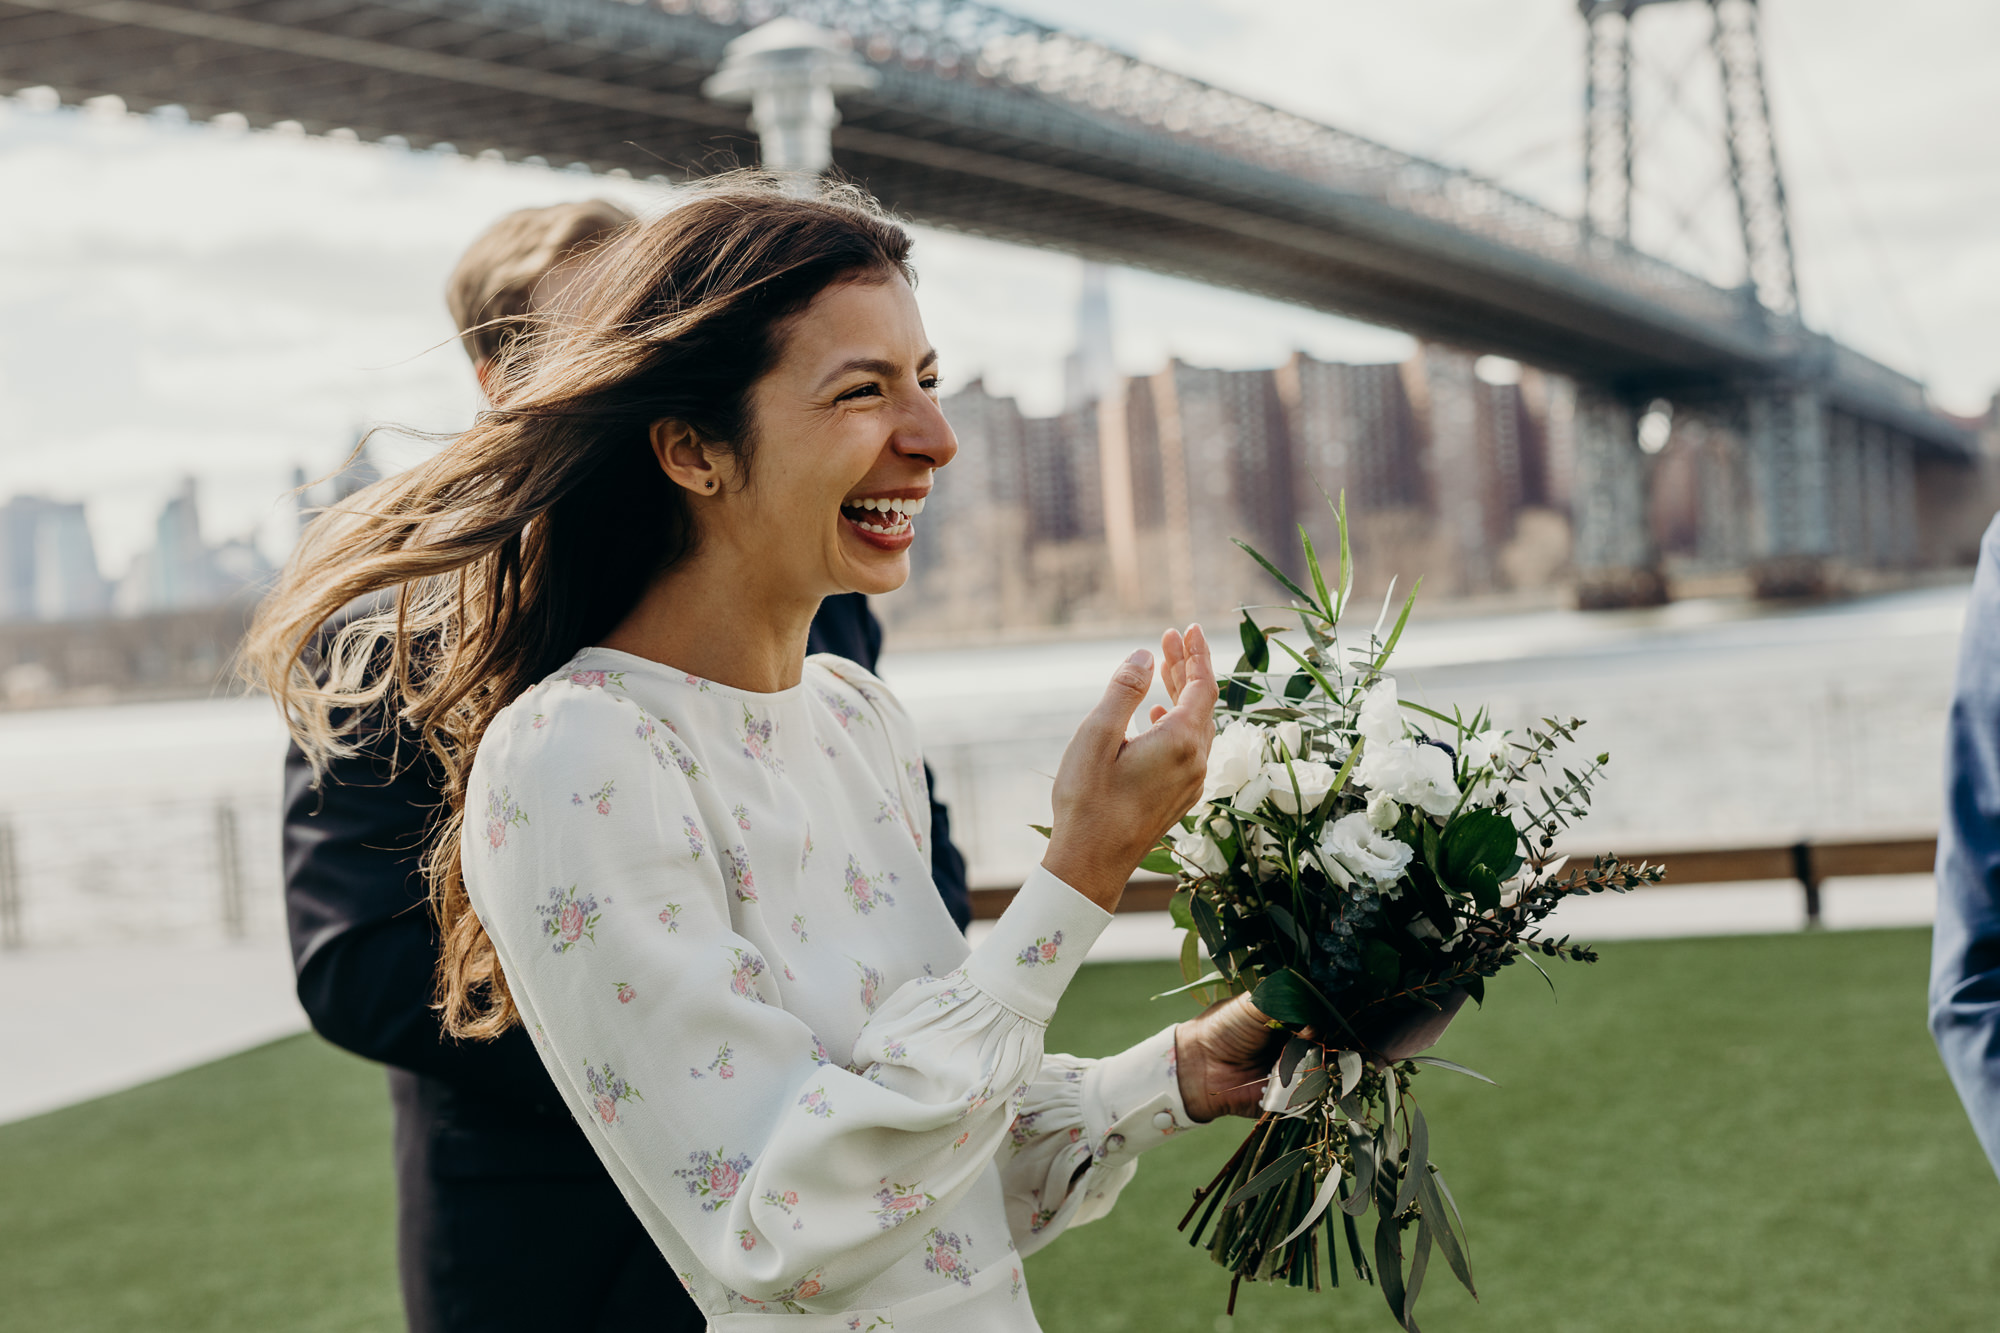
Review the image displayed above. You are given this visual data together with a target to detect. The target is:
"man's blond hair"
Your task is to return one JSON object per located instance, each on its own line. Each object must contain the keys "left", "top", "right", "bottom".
{"left": 445, "top": 199, "right": 635, "bottom": 365}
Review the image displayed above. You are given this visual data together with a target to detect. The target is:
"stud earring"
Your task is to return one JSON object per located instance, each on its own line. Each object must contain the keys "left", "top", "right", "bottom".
{"left": 704, "top": 479, "right": 715, "bottom": 491}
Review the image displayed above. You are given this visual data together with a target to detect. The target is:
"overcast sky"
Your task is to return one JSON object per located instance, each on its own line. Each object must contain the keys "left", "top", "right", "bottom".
{"left": 0, "top": 0, "right": 1993, "bottom": 575}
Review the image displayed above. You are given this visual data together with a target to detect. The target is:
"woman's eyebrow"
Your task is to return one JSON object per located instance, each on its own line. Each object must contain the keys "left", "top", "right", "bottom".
{"left": 815, "top": 348, "right": 939, "bottom": 392}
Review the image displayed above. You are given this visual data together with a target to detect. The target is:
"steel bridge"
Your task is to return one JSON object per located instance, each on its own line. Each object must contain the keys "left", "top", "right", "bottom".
{"left": 0, "top": 0, "right": 1976, "bottom": 600}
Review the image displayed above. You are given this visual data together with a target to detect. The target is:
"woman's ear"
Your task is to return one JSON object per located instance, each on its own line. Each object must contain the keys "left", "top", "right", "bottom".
{"left": 649, "top": 419, "right": 725, "bottom": 496}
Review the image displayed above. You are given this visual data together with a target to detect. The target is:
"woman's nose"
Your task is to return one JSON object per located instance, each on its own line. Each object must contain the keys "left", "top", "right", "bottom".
{"left": 895, "top": 391, "right": 959, "bottom": 470}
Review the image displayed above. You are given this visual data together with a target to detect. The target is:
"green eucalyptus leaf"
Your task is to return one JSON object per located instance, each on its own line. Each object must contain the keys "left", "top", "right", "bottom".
{"left": 1224, "top": 1147, "right": 1312, "bottom": 1210}
{"left": 1239, "top": 613, "right": 1271, "bottom": 672}
{"left": 1407, "top": 1056, "right": 1496, "bottom": 1085}
{"left": 1465, "top": 975, "right": 1486, "bottom": 1006}
{"left": 1418, "top": 1167, "right": 1476, "bottom": 1297}
{"left": 1151, "top": 971, "right": 1225, "bottom": 1000}
{"left": 1178, "top": 928, "right": 1201, "bottom": 985}
{"left": 1286, "top": 1066, "right": 1331, "bottom": 1109}
{"left": 1302, "top": 524, "right": 1334, "bottom": 618}
{"left": 1191, "top": 895, "right": 1228, "bottom": 963}
{"left": 1232, "top": 538, "right": 1318, "bottom": 610}
{"left": 1278, "top": 1035, "right": 1313, "bottom": 1085}
{"left": 1394, "top": 1106, "right": 1430, "bottom": 1218}
{"left": 1168, "top": 889, "right": 1195, "bottom": 931}
{"left": 1138, "top": 844, "right": 1180, "bottom": 876}
{"left": 1284, "top": 669, "right": 1314, "bottom": 702}
{"left": 1342, "top": 1129, "right": 1377, "bottom": 1217}
{"left": 1403, "top": 1219, "right": 1433, "bottom": 1330}
{"left": 1251, "top": 970, "right": 1328, "bottom": 1028}
{"left": 1374, "top": 1214, "right": 1406, "bottom": 1325}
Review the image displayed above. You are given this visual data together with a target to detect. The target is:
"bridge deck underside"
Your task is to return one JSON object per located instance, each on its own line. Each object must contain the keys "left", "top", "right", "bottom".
{"left": 0, "top": 0, "right": 1970, "bottom": 454}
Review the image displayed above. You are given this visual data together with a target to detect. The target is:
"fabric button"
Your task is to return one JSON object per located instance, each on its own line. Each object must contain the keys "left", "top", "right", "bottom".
{"left": 1152, "top": 1111, "right": 1175, "bottom": 1130}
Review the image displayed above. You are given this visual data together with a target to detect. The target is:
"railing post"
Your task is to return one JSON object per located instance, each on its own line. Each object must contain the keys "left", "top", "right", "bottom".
{"left": 1790, "top": 840, "right": 1822, "bottom": 930}
{"left": 215, "top": 800, "right": 245, "bottom": 941}
{"left": 0, "top": 815, "right": 20, "bottom": 950}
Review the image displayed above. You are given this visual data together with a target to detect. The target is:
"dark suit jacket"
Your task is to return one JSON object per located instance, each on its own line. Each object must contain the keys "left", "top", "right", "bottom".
{"left": 283, "top": 594, "right": 968, "bottom": 1330}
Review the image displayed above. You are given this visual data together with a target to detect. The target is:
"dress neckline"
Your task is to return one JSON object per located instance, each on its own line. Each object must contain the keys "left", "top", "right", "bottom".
{"left": 571, "top": 645, "right": 817, "bottom": 704}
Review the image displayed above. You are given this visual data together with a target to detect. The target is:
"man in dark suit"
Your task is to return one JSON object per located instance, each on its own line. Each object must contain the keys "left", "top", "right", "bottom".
{"left": 283, "top": 202, "right": 970, "bottom": 1332}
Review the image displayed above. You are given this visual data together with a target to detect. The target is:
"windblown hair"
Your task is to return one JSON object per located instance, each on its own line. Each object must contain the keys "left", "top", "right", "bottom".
{"left": 244, "top": 176, "right": 915, "bottom": 1038}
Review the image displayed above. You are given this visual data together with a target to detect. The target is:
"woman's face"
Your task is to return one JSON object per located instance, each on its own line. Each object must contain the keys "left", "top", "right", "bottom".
{"left": 725, "top": 271, "right": 957, "bottom": 600}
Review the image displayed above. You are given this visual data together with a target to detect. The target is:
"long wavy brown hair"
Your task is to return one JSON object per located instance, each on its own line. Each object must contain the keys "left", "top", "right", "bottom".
{"left": 243, "top": 176, "right": 915, "bottom": 1038}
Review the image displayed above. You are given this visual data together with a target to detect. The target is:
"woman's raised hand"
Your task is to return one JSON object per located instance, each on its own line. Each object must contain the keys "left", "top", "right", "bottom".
{"left": 1042, "top": 625, "right": 1218, "bottom": 911}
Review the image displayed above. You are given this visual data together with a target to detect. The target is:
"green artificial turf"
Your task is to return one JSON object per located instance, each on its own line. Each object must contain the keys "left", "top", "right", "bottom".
{"left": 1, "top": 929, "right": 1993, "bottom": 1332}
{"left": 1031, "top": 929, "right": 2000, "bottom": 1333}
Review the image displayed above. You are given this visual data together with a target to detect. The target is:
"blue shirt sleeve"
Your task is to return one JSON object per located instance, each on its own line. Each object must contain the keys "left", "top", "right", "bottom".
{"left": 1930, "top": 513, "right": 2000, "bottom": 1178}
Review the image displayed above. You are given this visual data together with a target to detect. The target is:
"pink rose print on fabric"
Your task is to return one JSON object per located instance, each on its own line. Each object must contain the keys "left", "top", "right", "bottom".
{"left": 797, "top": 1086, "right": 832, "bottom": 1118}
{"left": 722, "top": 846, "right": 757, "bottom": 903}
{"left": 800, "top": 828, "right": 814, "bottom": 869}
{"left": 736, "top": 1230, "right": 757, "bottom": 1251}
{"left": 732, "top": 803, "right": 751, "bottom": 830}
{"left": 725, "top": 947, "right": 767, "bottom": 1002}
{"left": 871, "top": 1181, "right": 935, "bottom": 1230}
{"left": 814, "top": 686, "right": 868, "bottom": 731}
{"left": 530, "top": 712, "right": 546, "bottom": 730}
{"left": 689, "top": 1042, "right": 735, "bottom": 1080}
{"left": 636, "top": 714, "right": 704, "bottom": 782}
{"left": 922, "top": 1229, "right": 972, "bottom": 1286}
{"left": 682, "top": 816, "right": 705, "bottom": 863}
{"left": 760, "top": 1188, "right": 800, "bottom": 1218}
{"left": 881, "top": 1040, "right": 907, "bottom": 1063}
{"left": 842, "top": 856, "right": 895, "bottom": 915}
{"left": 684, "top": 673, "right": 712, "bottom": 692}
{"left": 614, "top": 981, "right": 636, "bottom": 1004}
{"left": 583, "top": 1061, "right": 640, "bottom": 1126}
{"left": 739, "top": 705, "right": 783, "bottom": 774}
{"left": 790, "top": 913, "right": 808, "bottom": 943}
{"left": 775, "top": 1270, "right": 826, "bottom": 1312}
{"left": 658, "top": 902, "right": 683, "bottom": 932}
{"left": 951, "top": 1131, "right": 970, "bottom": 1151}
{"left": 855, "top": 962, "right": 886, "bottom": 1013}
{"left": 675, "top": 1146, "right": 753, "bottom": 1212}
{"left": 484, "top": 787, "right": 527, "bottom": 851}
{"left": 1011, "top": 1268, "right": 1023, "bottom": 1300}
{"left": 1016, "top": 932, "right": 1064, "bottom": 967}
{"left": 567, "top": 668, "right": 625, "bottom": 690}
{"left": 1006, "top": 1110, "right": 1042, "bottom": 1150}
{"left": 807, "top": 1034, "right": 832, "bottom": 1066}
{"left": 535, "top": 885, "right": 605, "bottom": 955}
{"left": 572, "top": 780, "right": 615, "bottom": 815}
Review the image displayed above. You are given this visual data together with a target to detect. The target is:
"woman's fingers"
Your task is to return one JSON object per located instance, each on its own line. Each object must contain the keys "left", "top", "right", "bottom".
{"left": 1172, "top": 624, "right": 1219, "bottom": 723}
{"left": 1160, "top": 627, "right": 1188, "bottom": 704}
{"left": 1149, "top": 704, "right": 1168, "bottom": 724}
{"left": 1082, "top": 648, "right": 1155, "bottom": 754}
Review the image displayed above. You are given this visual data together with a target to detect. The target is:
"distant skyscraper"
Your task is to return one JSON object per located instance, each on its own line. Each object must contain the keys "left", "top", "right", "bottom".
{"left": 148, "top": 477, "right": 213, "bottom": 612}
{"left": 0, "top": 495, "right": 44, "bottom": 621}
{"left": 32, "top": 501, "right": 109, "bottom": 620}
{"left": 1061, "top": 262, "right": 1117, "bottom": 412}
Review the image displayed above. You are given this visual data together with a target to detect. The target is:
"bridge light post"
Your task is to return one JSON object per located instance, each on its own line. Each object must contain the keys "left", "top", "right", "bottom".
{"left": 703, "top": 18, "right": 878, "bottom": 195}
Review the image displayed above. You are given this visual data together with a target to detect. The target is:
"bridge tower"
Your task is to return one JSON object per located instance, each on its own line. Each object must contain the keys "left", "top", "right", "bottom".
{"left": 1573, "top": 0, "right": 1828, "bottom": 605}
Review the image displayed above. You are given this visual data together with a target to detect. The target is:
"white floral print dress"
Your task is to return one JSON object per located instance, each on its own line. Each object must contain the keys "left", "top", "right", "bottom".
{"left": 464, "top": 648, "right": 1197, "bottom": 1331}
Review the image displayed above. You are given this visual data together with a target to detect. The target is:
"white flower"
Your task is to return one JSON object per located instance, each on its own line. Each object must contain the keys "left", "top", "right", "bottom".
{"left": 1263, "top": 759, "right": 1340, "bottom": 815}
{"left": 1366, "top": 791, "right": 1402, "bottom": 831}
{"left": 1246, "top": 825, "right": 1285, "bottom": 882}
{"left": 1463, "top": 728, "right": 1500, "bottom": 770}
{"left": 1201, "top": 721, "right": 1266, "bottom": 804}
{"left": 1170, "top": 825, "right": 1229, "bottom": 877}
{"left": 1356, "top": 739, "right": 1460, "bottom": 818}
{"left": 1271, "top": 720, "right": 1305, "bottom": 761}
{"left": 1319, "top": 812, "right": 1414, "bottom": 887}
{"left": 1356, "top": 679, "right": 1404, "bottom": 748}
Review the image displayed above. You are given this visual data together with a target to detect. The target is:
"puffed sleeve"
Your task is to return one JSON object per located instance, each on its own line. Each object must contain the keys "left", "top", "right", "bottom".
{"left": 463, "top": 679, "right": 1117, "bottom": 1314}
{"left": 998, "top": 1027, "right": 1198, "bottom": 1254}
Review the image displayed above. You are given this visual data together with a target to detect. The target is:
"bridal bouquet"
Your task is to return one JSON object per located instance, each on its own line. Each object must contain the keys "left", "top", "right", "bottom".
{"left": 1157, "top": 499, "right": 1661, "bottom": 1328}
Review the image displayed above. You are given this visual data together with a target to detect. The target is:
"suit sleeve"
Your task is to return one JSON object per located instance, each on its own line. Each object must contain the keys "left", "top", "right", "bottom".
{"left": 282, "top": 716, "right": 557, "bottom": 1108}
{"left": 1930, "top": 513, "right": 2000, "bottom": 1178}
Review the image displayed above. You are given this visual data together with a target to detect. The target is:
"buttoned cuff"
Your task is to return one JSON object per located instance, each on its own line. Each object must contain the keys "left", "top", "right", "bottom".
{"left": 1080, "top": 1025, "right": 1197, "bottom": 1165}
{"left": 962, "top": 865, "right": 1112, "bottom": 1024}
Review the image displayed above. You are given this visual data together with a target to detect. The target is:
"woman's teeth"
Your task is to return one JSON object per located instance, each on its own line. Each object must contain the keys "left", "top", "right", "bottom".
{"left": 844, "top": 496, "right": 924, "bottom": 535}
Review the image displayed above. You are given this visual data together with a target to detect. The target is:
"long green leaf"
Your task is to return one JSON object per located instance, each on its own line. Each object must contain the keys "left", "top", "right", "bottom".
{"left": 1370, "top": 578, "right": 1423, "bottom": 677}
{"left": 1272, "top": 636, "right": 1339, "bottom": 702}
{"left": 1398, "top": 699, "right": 1458, "bottom": 727}
{"left": 1277, "top": 1164, "right": 1345, "bottom": 1248}
{"left": 1232, "top": 538, "right": 1318, "bottom": 609}
{"left": 1224, "top": 1147, "right": 1312, "bottom": 1210}
{"left": 1394, "top": 1105, "right": 1430, "bottom": 1218}
{"left": 1374, "top": 1213, "right": 1406, "bottom": 1326}
{"left": 1408, "top": 1056, "right": 1496, "bottom": 1085}
{"left": 1418, "top": 1167, "right": 1476, "bottom": 1298}
{"left": 1151, "top": 970, "right": 1225, "bottom": 1000}
{"left": 1335, "top": 490, "right": 1354, "bottom": 620}
{"left": 1301, "top": 524, "right": 1333, "bottom": 618}
{"left": 1403, "top": 1219, "right": 1432, "bottom": 1330}
{"left": 1342, "top": 1128, "right": 1377, "bottom": 1217}
{"left": 1178, "top": 927, "right": 1201, "bottom": 985}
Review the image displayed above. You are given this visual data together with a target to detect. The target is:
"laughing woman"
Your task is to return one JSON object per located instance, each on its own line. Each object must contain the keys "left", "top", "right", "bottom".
{"left": 249, "top": 180, "right": 1279, "bottom": 1331}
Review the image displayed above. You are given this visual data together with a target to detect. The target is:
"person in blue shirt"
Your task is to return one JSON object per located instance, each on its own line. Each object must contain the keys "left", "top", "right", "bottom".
{"left": 1931, "top": 512, "right": 2000, "bottom": 1177}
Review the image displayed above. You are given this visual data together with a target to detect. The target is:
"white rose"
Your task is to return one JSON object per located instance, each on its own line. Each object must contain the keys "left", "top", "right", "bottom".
{"left": 1263, "top": 759, "right": 1340, "bottom": 815}
{"left": 1356, "top": 679, "right": 1404, "bottom": 748}
{"left": 1355, "top": 739, "right": 1460, "bottom": 818}
{"left": 1234, "top": 767, "right": 1276, "bottom": 815}
{"left": 1319, "top": 811, "right": 1414, "bottom": 887}
{"left": 1246, "top": 825, "right": 1285, "bottom": 882}
{"left": 1170, "top": 825, "right": 1229, "bottom": 877}
{"left": 1201, "top": 721, "right": 1266, "bottom": 804}
{"left": 1366, "top": 791, "right": 1402, "bottom": 830}
{"left": 1271, "top": 720, "right": 1305, "bottom": 761}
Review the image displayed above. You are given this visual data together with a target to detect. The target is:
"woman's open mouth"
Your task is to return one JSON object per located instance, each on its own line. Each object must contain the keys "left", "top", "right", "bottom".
{"left": 840, "top": 495, "right": 924, "bottom": 549}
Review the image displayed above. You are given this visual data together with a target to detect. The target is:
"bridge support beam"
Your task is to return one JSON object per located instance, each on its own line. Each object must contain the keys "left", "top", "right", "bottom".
{"left": 1572, "top": 385, "right": 1668, "bottom": 608}
{"left": 1740, "top": 384, "right": 1832, "bottom": 597}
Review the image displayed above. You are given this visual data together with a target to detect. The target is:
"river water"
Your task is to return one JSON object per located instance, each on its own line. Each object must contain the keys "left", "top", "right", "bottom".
{"left": 0, "top": 583, "right": 1965, "bottom": 951}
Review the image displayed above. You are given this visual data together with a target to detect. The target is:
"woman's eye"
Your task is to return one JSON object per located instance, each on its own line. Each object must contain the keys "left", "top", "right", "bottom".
{"left": 837, "top": 384, "right": 882, "bottom": 402}
{"left": 920, "top": 376, "right": 942, "bottom": 392}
